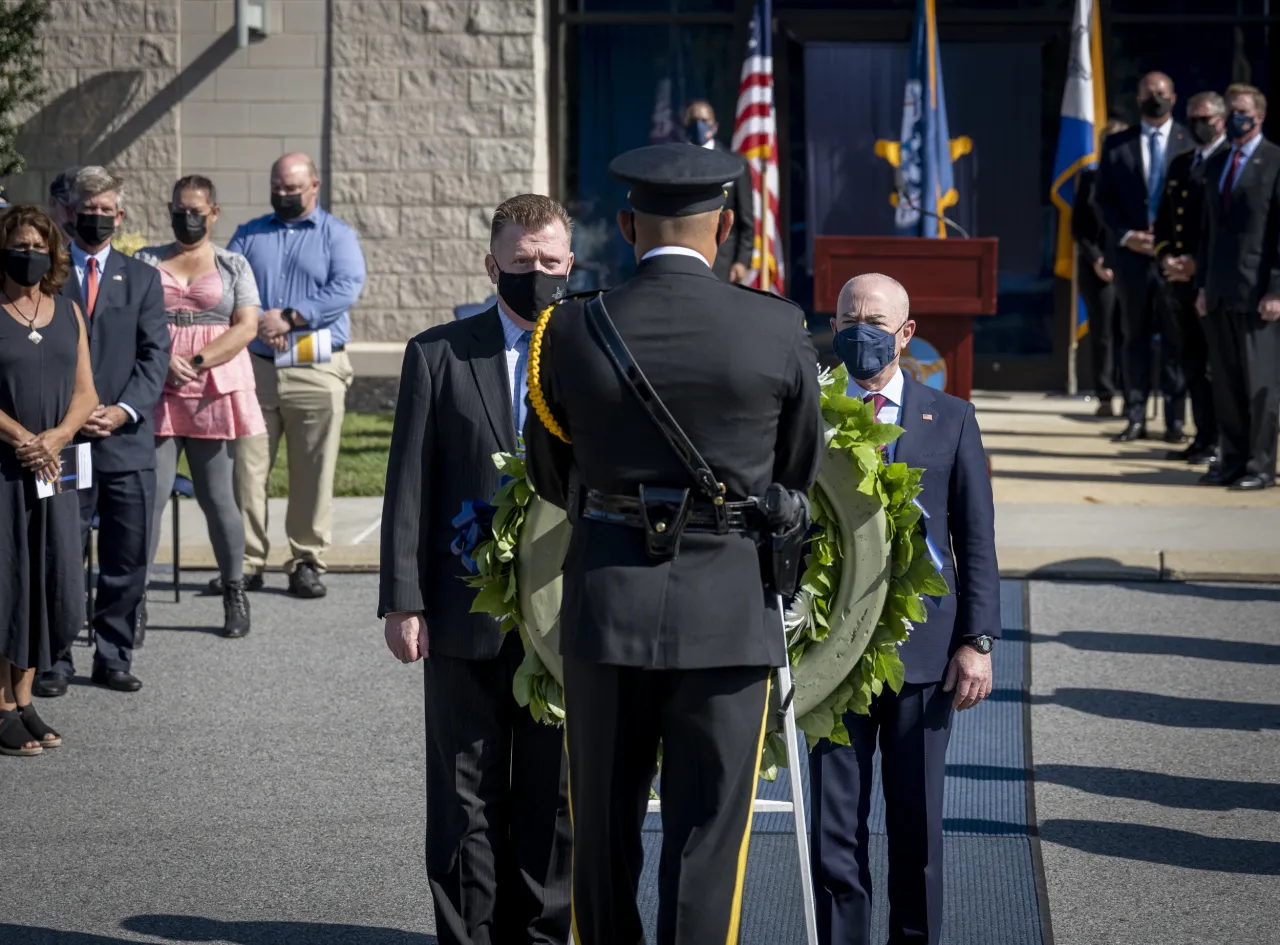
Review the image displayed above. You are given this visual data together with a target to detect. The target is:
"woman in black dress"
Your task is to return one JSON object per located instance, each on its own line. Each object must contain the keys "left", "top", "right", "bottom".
{"left": 0, "top": 205, "right": 97, "bottom": 757}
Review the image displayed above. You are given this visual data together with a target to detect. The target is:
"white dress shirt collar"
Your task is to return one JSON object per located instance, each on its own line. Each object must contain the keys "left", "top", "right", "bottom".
{"left": 495, "top": 304, "right": 529, "bottom": 351}
{"left": 69, "top": 239, "right": 111, "bottom": 276}
{"left": 641, "top": 245, "right": 712, "bottom": 268}
{"left": 845, "top": 363, "right": 905, "bottom": 405}
{"left": 1141, "top": 119, "right": 1171, "bottom": 142}
{"left": 1197, "top": 135, "right": 1226, "bottom": 161}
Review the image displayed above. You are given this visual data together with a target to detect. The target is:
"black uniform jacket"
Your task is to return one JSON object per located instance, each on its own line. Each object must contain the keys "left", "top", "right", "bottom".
{"left": 524, "top": 252, "right": 822, "bottom": 670}
{"left": 379, "top": 306, "right": 519, "bottom": 661}
{"left": 60, "top": 248, "right": 169, "bottom": 474}
{"left": 1154, "top": 140, "right": 1228, "bottom": 264}
{"left": 1197, "top": 137, "right": 1280, "bottom": 313}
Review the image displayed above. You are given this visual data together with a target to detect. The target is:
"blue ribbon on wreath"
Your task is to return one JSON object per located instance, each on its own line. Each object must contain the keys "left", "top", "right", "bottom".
{"left": 451, "top": 499, "right": 498, "bottom": 576}
{"left": 450, "top": 476, "right": 516, "bottom": 575}
{"left": 912, "top": 498, "right": 946, "bottom": 605}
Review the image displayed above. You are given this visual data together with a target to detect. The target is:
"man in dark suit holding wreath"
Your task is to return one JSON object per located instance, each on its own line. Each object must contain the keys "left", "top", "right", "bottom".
{"left": 813, "top": 273, "right": 1000, "bottom": 945}
{"left": 379, "top": 194, "right": 574, "bottom": 945}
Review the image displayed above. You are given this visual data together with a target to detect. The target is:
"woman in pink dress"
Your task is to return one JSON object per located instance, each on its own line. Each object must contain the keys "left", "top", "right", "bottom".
{"left": 137, "top": 176, "right": 264, "bottom": 638}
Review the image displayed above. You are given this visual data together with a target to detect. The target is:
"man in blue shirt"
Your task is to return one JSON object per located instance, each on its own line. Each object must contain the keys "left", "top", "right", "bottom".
{"left": 226, "top": 153, "right": 366, "bottom": 598}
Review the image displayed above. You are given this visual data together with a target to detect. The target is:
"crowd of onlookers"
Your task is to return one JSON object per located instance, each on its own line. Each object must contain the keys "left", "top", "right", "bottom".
{"left": 0, "top": 153, "right": 366, "bottom": 758}
{"left": 1074, "top": 78, "right": 1279, "bottom": 492}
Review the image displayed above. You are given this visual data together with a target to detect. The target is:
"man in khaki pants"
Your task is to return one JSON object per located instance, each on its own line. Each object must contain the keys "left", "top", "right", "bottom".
{"left": 225, "top": 153, "right": 366, "bottom": 598}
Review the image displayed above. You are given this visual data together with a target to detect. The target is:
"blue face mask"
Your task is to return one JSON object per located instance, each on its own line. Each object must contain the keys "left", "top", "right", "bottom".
{"left": 686, "top": 119, "right": 715, "bottom": 146}
{"left": 832, "top": 322, "right": 900, "bottom": 381}
{"left": 1227, "top": 111, "right": 1257, "bottom": 142}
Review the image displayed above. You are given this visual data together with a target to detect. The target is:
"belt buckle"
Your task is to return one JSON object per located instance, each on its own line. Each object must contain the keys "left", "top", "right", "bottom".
{"left": 173, "top": 310, "right": 195, "bottom": 327}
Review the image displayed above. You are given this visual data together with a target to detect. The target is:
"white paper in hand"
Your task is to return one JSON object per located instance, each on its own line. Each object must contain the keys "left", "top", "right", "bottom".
{"left": 35, "top": 443, "right": 93, "bottom": 499}
{"left": 275, "top": 329, "right": 333, "bottom": 368}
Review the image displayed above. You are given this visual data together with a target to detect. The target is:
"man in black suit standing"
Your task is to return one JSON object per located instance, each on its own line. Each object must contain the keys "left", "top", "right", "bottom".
{"left": 1073, "top": 118, "right": 1129, "bottom": 416}
{"left": 1195, "top": 84, "right": 1280, "bottom": 491}
{"left": 1154, "top": 91, "right": 1230, "bottom": 467}
{"left": 812, "top": 273, "right": 1000, "bottom": 945}
{"left": 35, "top": 167, "right": 168, "bottom": 696}
{"left": 683, "top": 100, "right": 755, "bottom": 284}
{"left": 380, "top": 194, "right": 573, "bottom": 945}
{"left": 1095, "top": 71, "right": 1192, "bottom": 442}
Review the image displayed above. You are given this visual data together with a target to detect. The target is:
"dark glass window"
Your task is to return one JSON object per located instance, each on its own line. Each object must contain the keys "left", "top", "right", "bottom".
{"left": 564, "top": 23, "right": 738, "bottom": 291}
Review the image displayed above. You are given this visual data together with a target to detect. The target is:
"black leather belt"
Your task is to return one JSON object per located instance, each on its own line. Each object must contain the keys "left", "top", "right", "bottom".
{"left": 253, "top": 344, "right": 345, "bottom": 360}
{"left": 581, "top": 489, "right": 758, "bottom": 534}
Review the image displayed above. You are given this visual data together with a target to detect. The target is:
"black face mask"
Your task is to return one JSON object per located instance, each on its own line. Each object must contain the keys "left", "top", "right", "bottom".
{"left": 1, "top": 249, "right": 52, "bottom": 288}
{"left": 171, "top": 210, "right": 208, "bottom": 245}
{"left": 1189, "top": 118, "right": 1219, "bottom": 146}
{"left": 75, "top": 212, "right": 117, "bottom": 246}
{"left": 496, "top": 269, "right": 568, "bottom": 322}
{"left": 1140, "top": 94, "right": 1173, "bottom": 119}
{"left": 271, "top": 193, "right": 306, "bottom": 221}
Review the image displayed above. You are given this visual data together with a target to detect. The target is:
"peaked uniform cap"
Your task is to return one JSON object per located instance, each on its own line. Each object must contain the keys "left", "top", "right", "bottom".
{"left": 609, "top": 142, "right": 747, "bottom": 217}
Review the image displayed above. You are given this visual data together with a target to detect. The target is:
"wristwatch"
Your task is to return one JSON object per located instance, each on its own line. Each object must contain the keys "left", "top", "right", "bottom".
{"left": 963, "top": 634, "right": 994, "bottom": 654}
{"left": 192, "top": 354, "right": 205, "bottom": 368}
{"left": 282, "top": 306, "right": 302, "bottom": 327}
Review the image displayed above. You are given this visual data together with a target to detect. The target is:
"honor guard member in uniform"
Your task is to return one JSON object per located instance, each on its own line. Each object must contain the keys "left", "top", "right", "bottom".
{"left": 523, "top": 142, "right": 823, "bottom": 945}
{"left": 1154, "top": 91, "right": 1230, "bottom": 467}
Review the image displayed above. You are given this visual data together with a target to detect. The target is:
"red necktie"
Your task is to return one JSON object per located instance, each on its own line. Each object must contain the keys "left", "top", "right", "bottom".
{"left": 85, "top": 257, "right": 99, "bottom": 317}
{"left": 864, "top": 392, "right": 889, "bottom": 455}
{"left": 1222, "top": 148, "right": 1245, "bottom": 213}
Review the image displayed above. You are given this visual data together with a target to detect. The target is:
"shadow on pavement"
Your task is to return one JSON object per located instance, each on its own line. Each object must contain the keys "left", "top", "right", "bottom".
{"left": 1039, "top": 820, "right": 1280, "bottom": 874}
{"left": 0, "top": 921, "right": 437, "bottom": 945}
{"left": 123, "top": 916, "right": 437, "bottom": 944}
{"left": 1043, "top": 688, "right": 1280, "bottom": 731}
{"left": 949, "top": 763, "right": 1280, "bottom": 812}
{"left": 1046, "top": 630, "right": 1280, "bottom": 664}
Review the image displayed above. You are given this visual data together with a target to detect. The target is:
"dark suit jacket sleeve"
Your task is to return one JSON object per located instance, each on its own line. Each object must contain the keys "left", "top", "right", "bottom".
{"left": 523, "top": 321, "right": 574, "bottom": 509}
{"left": 1270, "top": 168, "right": 1280, "bottom": 297}
{"left": 118, "top": 266, "right": 170, "bottom": 422}
{"left": 1071, "top": 171, "right": 1103, "bottom": 263}
{"left": 771, "top": 317, "right": 823, "bottom": 490}
{"left": 732, "top": 165, "right": 756, "bottom": 268}
{"left": 1093, "top": 145, "right": 1128, "bottom": 257}
{"left": 948, "top": 403, "right": 1000, "bottom": 641}
{"left": 379, "top": 341, "right": 435, "bottom": 617}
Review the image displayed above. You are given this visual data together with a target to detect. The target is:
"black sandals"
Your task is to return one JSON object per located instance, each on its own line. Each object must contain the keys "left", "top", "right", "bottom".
{"left": 0, "top": 707, "right": 43, "bottom": 756}
{"left": 17, "top": 703, "right": 61, "bottom": 749}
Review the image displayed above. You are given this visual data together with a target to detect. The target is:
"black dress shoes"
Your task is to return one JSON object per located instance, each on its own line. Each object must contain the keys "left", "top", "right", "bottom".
{"left": 1183, "top": 443, "right": 1218, "bottom": 465}
{"left": 222, "top": 579, "right": 251, "bottom": 638}
{"left": 1199, "top": 467, "right": 1240, "bottom": 487}
{"left": 33, "top": 672, "right": 69, "bottom": 698}
{"left": 91, "top": 666, "right": 143, "bottom": 692}
{"left": 1162, "top": 427, "right": 1188, "bottom": 445}
{"left": 1229, "top": 474, "right": 1276, "bottom": 491}
{"left": 1113, "top": 422, "right": 1146, "bottom": 442}
{"left": 288, "top": 563, "right": 327, "bottom": 599}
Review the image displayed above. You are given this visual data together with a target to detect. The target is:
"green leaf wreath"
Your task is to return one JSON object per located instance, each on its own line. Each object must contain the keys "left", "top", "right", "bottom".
{"left": 463, "top": 365, "right": 948, "bottom": 770}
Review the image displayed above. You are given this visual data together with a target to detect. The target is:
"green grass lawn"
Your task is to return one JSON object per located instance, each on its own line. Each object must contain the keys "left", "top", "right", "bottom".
{"left": 177, "top": 412, "right": 394, "bottom": 497}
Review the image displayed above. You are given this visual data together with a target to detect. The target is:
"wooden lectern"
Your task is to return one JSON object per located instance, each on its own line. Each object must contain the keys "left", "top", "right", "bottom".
{"left": 814, "top": 236, "right": 999, "bottom": 401}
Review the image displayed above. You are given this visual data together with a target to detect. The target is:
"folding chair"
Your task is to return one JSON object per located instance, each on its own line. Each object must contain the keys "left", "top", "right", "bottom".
{"left": 646, "top": 594, "right": 820, "bottom": 944}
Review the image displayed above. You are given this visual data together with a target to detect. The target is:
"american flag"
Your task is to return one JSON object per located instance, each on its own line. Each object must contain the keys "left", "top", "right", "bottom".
{"left": 730, "top": 0, "right": 784, "bottom": 294}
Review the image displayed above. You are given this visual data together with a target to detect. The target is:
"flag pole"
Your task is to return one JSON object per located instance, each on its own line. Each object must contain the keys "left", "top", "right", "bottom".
{"left": 1067, "top": 248, "right": 1079, "bottom": 396}
{"left": 759, "top": 0, "right": 772, "bottom": 294}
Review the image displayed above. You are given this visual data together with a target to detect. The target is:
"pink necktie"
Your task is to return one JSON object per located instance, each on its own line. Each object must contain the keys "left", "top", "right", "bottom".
{"left": 85, "top": 257, "right": 99, "bottom": 317}
{"left": 864, "top": 393, "right": 889, "bottom": 455}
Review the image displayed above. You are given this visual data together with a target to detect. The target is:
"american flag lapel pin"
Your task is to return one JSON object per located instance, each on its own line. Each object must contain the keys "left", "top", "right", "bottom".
{"left": 922, "top": 413, "right": 933, "bottom": 421}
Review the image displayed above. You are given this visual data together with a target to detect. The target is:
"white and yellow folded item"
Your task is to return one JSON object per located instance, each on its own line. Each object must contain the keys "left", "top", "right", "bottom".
{"left": 275, "top": 329, "right": 333, "bottom": 367}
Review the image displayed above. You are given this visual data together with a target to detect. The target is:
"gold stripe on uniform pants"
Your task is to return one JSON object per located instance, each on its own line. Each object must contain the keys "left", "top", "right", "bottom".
{"left": 563, "top": 710, "right": 583, "bottom": 945}
{"left": 725, "top": 676, "right": 771, "bottom": 945}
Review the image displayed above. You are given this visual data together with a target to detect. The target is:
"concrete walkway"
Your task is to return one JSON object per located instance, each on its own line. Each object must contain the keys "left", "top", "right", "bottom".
{"left": 152, "top": 393, "right": 1280, "bottom": 581}
{"left": 1029, "top": 580, "right": 1280, "bottom": 945}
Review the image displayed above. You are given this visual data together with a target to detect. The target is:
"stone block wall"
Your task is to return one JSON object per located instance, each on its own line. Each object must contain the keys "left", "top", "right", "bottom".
{"left": 4, "top": 0, "right": 546, "bottom": 342}
{"left": 326, "top": 0, "right": 547, "bottom": 339}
